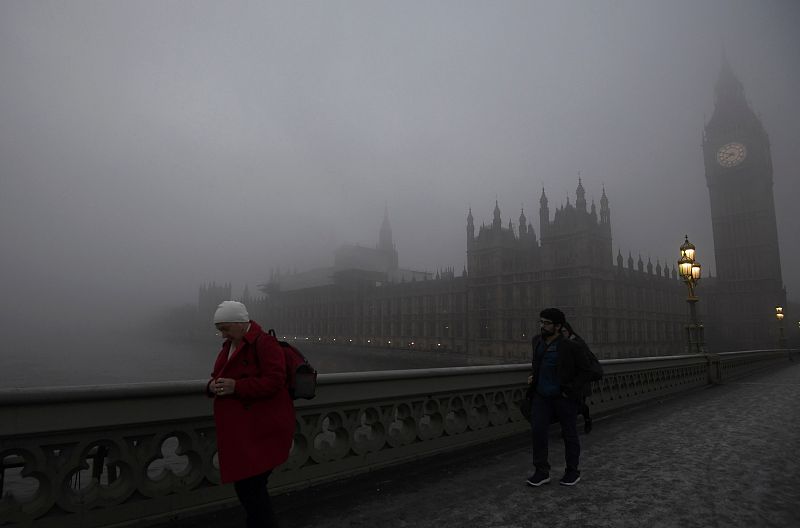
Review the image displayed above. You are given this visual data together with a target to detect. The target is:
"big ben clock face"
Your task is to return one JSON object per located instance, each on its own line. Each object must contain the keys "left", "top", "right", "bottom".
{"left": 716, "top": 142, "right": 747, "bottom": 167}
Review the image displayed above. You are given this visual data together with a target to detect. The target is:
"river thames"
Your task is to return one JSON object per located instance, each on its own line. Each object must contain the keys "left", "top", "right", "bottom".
{"left": 12, "top": 334, "right": 506, "bottom": 388}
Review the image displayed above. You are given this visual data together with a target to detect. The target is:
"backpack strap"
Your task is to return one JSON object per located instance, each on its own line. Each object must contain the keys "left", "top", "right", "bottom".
{"left": 268, "top": 328, "right": 312, "bottom": 365}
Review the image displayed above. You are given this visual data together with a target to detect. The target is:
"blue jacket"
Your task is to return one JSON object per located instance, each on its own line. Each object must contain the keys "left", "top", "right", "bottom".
{"left": 528, "top": 334, "right": 594, "bottom": 401}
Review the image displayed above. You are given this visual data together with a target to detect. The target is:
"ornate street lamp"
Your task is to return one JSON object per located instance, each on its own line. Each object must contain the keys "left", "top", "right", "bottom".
{"left": 775, "top": 306, "right": 786, "bottom": 348}
{"left": 678, "top": 235, "right": 705, "bottom": 353}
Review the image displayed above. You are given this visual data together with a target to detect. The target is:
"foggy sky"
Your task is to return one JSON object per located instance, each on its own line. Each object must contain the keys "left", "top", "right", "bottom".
{"left": 1, "top": 0, "right": 799, "bottom": 334}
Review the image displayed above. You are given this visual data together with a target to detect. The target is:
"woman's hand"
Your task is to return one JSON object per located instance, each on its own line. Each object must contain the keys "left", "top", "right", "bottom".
{"left": 213, "top": 377, "right": 236, "bottom": 397}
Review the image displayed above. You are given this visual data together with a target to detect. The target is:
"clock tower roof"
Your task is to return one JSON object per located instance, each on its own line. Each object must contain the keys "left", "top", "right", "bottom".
{"left": 714, "top": 54, "right": 745, "bottom": 108}
{"left": 705, "top": 58, "right": 763, "bottom": 135}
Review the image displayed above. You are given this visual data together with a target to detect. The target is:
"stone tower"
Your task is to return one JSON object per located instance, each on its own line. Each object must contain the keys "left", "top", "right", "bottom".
{"left": 702, "top": 57, "right": 786, "bottom": 349}
{"left": 539, "top": 179, "right": 612, "bottom": 272}
{"left": 377, "top": 205, "right": 399, "bottom": 270}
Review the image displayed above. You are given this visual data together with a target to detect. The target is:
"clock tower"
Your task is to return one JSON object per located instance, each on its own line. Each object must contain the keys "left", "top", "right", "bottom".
{"left": 702, "top": 57, "right": 786, "bottom": 350}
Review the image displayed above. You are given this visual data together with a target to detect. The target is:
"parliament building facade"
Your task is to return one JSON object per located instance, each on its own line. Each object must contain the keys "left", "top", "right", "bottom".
{"left": 235, "top": 183, "right": 687, "bottom": 361}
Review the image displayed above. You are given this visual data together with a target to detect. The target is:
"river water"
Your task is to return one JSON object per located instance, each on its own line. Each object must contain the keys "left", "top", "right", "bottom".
{"left": 11, "top": 334, "right": 503, "bottom": 388}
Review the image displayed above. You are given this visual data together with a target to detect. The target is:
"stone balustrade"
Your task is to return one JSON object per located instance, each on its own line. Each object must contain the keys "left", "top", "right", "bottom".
{"left": 0, "top": 348, "right": 795, "bottom": 527}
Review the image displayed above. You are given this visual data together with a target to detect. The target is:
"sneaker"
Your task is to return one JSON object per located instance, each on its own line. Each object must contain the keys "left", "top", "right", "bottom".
{"left": 584, "top": 417, "right": 593, "bottom": 434}
{"left": 559, "top": 469, "right": 581, "bottom": 486}
{"left": 526, "top": 472, "right": 551, "bottom": 487}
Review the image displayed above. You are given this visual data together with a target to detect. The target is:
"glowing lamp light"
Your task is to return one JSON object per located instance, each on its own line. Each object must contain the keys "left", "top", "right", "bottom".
{"left": 677, "top": 235, "right": 704, "bottom": 353}
{"left": 776, "top": 313, "right": 784, "bottom": 321}
{"left": 678, "top": 255, "right": 693, "bottom": 279}
{"left": 691, "top": 263, "right": 701, "bottom": 281}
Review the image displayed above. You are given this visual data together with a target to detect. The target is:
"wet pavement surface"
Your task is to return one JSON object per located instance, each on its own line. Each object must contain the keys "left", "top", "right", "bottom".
{"left": 168, "top": 361, "right": 800, "bottom": 528}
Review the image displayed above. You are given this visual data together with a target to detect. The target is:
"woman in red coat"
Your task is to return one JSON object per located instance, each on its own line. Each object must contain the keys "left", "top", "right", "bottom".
{"left": 208, "top": 301, "right": 295, "bottom": 528}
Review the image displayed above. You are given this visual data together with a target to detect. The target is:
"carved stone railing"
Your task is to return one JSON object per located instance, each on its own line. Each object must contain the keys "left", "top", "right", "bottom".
{"left": 1, "top": 349, "right": 796, "bottom": 527}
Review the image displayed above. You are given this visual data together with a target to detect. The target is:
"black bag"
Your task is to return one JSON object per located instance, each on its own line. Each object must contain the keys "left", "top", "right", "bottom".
{"left": 585, "top": 346, "right": 604, "bottom": 382}
{"left": 267, "top": 329, "right": 318, "bottom": 400}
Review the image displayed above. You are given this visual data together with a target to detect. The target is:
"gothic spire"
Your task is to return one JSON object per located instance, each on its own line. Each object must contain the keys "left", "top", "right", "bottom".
{"left": 493, "top": 200, "right": 502, "bottom": 230}
{"left": 707, "top": 56, "right": 761, "bottom": 133}
{"left": 576, "top": 175, "right": 586, "bottom": 211}
{"left": 715, "top": 52, "right": 746, "bottom": 109}
{"left": 600, "top": 185, "right": 610, "bottom": 225}
{"left": 379, "top": 203, "right": 394, "bottom": 252}
{"left": 539, "top": 188, "right": 549, "bottom": 236}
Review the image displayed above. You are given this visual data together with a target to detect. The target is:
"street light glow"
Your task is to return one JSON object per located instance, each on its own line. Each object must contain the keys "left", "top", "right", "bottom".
{"left": 691, "top": 263, "right": 701, "bottom": 280}
{"left": 680, "top": 235, "right": 696, "bottom": 262}
{"left": 678, "top": 236, "right": 704, "bottom": 353}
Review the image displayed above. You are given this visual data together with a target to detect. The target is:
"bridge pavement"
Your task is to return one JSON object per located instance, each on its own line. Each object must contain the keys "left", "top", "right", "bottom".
{"left": 166, "top": 361, "right": 800, "bottom": 528}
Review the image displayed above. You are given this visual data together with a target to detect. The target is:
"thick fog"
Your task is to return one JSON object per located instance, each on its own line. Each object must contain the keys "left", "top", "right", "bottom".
{"left": 1, "top": 1, "right": 798, "bottom": 383}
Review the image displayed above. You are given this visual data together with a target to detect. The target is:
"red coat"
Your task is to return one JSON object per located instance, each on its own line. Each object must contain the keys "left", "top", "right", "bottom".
{"left": 208, "top": 321, "right": 295, "bottom": 483}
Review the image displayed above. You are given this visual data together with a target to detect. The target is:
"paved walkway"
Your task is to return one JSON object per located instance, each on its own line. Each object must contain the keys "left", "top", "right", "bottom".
{"left": 175, "top": 362, "right": 800, "bottom": 528}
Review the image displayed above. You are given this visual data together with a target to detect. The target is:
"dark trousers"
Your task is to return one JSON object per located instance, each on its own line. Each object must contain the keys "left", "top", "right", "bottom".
{"left": 531, "top": 394, "right": 580, "bottom": 474}
{"left": 233, "top": 470, "right": 276, "bottom": 528}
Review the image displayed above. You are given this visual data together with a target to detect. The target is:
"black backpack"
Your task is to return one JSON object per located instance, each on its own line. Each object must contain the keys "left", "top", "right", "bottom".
{"left": 266, "top": 329, "right": 318, "bottom": 400}
{"left": 583, "top": 346, "right": 603, "bottom": 381}
{"left": 585, "top": 346, "right": 604, "bottom": 382}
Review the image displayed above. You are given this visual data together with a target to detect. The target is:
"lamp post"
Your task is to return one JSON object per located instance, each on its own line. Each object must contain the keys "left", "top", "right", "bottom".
{"left": 775, "top": 306, "right": 786, "bottom": 348}
{"left": 678, "top": 235, "right": 705, "bottom": 354}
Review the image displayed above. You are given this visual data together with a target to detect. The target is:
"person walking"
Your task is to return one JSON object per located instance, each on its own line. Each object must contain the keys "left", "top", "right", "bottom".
{"left": 207, "top": 301, "right": 295, "bottom": 527}
{"left": 560, "top": 321, "right": 594, "bottom": 434}
{"left": 526, "top": 308, "right": 594, "bottom": 487}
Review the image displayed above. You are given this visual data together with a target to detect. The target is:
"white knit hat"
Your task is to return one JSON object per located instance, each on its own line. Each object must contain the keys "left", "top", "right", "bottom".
{"left": 213, "top": 301, "right": 250, "bottom": 323}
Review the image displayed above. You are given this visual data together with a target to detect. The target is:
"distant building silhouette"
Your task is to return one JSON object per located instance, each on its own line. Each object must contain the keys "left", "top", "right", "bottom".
{"left": 199, "top": 60, "right": 788, "bottom": 359}
{"left": 198, "top": 282, "right": 232, "bottom": 319}
{"left": 231, "top": 184, "right": 686, "bottom": 360}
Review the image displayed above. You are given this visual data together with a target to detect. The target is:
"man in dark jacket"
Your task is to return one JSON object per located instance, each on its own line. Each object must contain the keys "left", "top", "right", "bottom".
{"left": 526, "top": 308, "right": 593, "bottom": 487}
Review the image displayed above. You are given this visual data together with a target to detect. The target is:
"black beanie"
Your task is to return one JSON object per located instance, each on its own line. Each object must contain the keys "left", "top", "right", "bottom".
{"left": 540, "top": 308, "right": 566, "bottom": 325}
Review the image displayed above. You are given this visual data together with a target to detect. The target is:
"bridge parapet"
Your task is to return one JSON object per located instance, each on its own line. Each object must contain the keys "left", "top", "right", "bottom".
{"left": 1, "top": 349, "right": 795, "bottom": 527}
